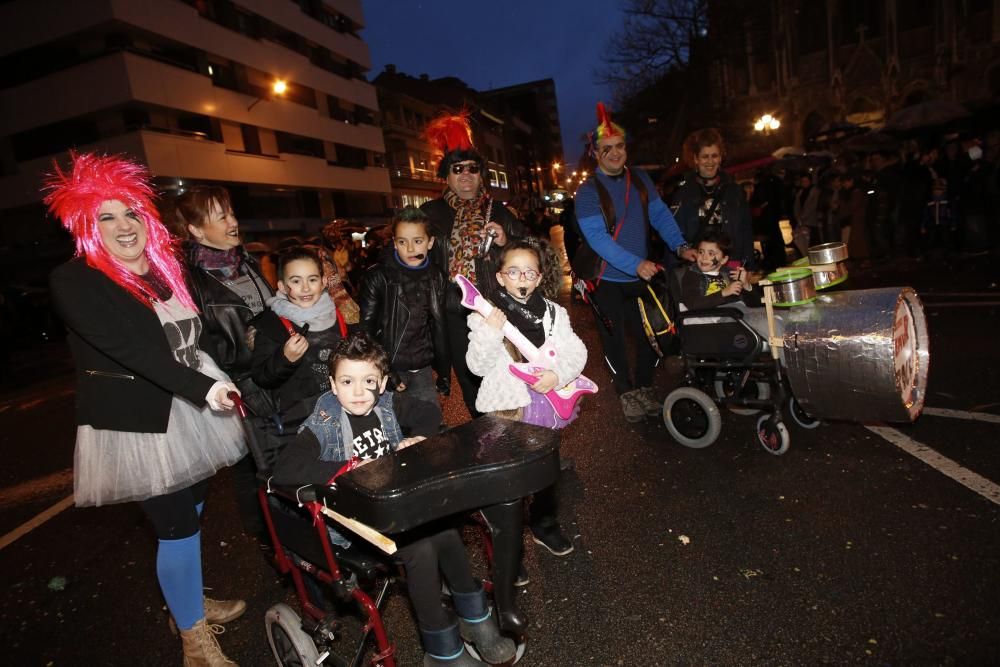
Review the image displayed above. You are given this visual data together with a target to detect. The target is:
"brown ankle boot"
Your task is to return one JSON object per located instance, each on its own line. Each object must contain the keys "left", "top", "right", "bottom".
{"left": 170, "top": 597, "right": 246, "bottom": 634}
{"left": 179, "top": 618, "right": 238, "bottom": 666}
{"left": 204, "top": 597, "right": 246, "bottom": 625}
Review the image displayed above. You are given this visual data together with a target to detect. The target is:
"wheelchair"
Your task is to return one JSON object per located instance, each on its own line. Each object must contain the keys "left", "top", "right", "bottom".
{"left": 231, "top": 396, "right": 537, "bottom": 666}
{"left": 229, "top": 396, "right": 397, "bottom": 666}
{"left": 661, "top": 305, "right": 821, "bottom": 456}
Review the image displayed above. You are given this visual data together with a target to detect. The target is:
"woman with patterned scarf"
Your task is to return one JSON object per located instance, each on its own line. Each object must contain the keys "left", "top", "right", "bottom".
{"left": 420, "top": 112, "right": 526, "bottom": 419}
{"left": 171, "top": 185, "right": 275, "bottom": 543}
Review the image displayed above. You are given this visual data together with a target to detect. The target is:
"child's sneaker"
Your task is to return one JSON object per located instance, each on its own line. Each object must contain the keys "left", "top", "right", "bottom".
{"left": 531, "top": 524, "right": 574, "bottom": 557}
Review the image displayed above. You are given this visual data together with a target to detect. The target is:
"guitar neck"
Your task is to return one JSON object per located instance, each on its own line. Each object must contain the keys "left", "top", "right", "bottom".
{"left": 457, "top": 274, "right": 542, "bottom": 364}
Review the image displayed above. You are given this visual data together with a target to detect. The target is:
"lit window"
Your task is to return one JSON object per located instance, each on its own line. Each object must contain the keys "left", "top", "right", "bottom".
{"left": 489, "top": 169, "right": 499, "bottom": 187}
{"left": 402, "top": 194, "right": 411, "bottom": 206}
{"left": 498, "top": 172, "right": 508, "bottom": 189}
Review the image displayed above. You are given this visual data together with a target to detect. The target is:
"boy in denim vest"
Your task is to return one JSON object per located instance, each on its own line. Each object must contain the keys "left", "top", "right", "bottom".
{"left": 272, "top": 333, "right": 513, "bottom": 666}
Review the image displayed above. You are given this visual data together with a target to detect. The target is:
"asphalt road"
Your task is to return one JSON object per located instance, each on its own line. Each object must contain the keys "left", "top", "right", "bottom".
{"left": 1, "top": 251, "right": 998, "bottom": 666}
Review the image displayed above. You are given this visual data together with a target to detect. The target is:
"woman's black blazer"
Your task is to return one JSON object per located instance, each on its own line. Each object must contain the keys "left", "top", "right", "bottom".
{"left": 50, "top": 258, "right": 215, "bottom": 433}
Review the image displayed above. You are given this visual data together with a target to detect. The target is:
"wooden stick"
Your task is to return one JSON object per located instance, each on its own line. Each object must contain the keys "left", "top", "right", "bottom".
{"left": 761, "top": 280, "right": 784, "bottom": 358}
{"left": 320, "top": 505, "right": 397, "bottom": 555}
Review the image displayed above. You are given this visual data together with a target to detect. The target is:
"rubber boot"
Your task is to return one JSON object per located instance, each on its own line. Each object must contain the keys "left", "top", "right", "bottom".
{"left": 420, "top": 622, "right": 486, "bottom": 667}
{"left": 179, "top": 618, "right": 238, "bottom": 666}
{"left": 479, "top": 500, "right": 528, "bottom": 637}
{"left": 453, "top": 584, "right": 517, "bottom": 665}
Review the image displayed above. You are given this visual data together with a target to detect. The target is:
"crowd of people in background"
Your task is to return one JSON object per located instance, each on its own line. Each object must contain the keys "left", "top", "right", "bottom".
{"left": 730, "top": 129, "right": 1000, "bottom": 274}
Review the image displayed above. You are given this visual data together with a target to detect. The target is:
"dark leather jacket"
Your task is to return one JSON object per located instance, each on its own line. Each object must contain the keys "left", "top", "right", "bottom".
{"left": 184, "top": 243, "right": 274, "bottom": 382}
{"left": 357, "top": 251, "right": 450, "bottom": 381}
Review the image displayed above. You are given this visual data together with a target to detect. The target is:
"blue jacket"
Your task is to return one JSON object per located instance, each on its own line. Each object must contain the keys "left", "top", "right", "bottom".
{"left": 576, "top": 167, "right": 688, "bottom": 282}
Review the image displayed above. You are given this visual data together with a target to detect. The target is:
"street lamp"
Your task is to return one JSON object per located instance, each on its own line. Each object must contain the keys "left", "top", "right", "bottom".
{"left": 753, "top": 113, "right": 780, "bottom": 133}
{"left": 248, "top": 79, "right": 288, "bottom": 111}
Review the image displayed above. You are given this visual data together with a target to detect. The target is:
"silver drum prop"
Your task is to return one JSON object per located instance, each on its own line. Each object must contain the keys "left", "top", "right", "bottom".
{"left": 808, "top": 242, "right": 849, "bottom": 265}
{"left": 745, "top": 287, "right": 928, "bottom": 422}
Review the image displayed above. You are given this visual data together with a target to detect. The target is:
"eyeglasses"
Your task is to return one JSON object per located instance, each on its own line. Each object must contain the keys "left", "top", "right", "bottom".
{"left": 501, "top": 268, "right": 539, "bottom": 281}
{"left": 450, "top": 162, "right": 481, "bottom": 175}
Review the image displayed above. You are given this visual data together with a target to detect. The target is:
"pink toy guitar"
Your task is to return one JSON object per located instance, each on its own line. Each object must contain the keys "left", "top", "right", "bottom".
{"left": 455, "top": 274, "right": 597, "bottom": 420}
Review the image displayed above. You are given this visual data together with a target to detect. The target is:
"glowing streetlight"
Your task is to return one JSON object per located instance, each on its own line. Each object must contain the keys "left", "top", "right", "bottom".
{"left": 552, "top": 161, "right": 561, "bottom": 171}
{"left": 753, "top": 114, "right": 780, "bottom": 133}
{"left": 248, "top": 78, "right": 288, "bottom": 111}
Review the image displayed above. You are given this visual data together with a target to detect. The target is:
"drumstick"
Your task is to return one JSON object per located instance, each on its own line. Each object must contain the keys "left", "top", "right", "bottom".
{"left": 320, "top": 506, "right": 397, "bottom": 555}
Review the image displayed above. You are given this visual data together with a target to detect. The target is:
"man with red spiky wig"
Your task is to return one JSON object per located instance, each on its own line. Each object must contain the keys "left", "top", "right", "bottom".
{"left": 575, "top": 103, "right": 697, "bottom": 423}
{"left": 420, "top": 110, "right": 526, "bottom": 419}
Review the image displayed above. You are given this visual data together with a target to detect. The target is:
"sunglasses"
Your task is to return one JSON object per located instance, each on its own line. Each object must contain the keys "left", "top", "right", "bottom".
{"left": 450, "top": 162, "right": 481, "bottom": 175}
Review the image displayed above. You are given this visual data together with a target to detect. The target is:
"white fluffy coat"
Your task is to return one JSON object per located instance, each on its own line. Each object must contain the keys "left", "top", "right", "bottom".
{"left": 466, "top": 299, "right": 588, "bottom": 414}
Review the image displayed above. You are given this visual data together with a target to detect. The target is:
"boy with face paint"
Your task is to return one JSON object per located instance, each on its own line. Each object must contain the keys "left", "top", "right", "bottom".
{"left": 357, "top": 206, "right": 451, "bottom": 437}
{"left": 676, "top": 229, "right": 761, "bottom": 311}
{"left": 272, "top": 333, "right": 515, "bottom": 667}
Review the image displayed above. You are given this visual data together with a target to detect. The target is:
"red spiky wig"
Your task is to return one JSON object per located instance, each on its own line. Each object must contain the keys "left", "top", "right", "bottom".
{"left": 42, "top": 152, "right": 196, "bottom": 311}
{"left": 424, "top": 110, "right": 484, "bottom": 178}
{"left": 588, "top": 102, "right": 626, "bottom": 156}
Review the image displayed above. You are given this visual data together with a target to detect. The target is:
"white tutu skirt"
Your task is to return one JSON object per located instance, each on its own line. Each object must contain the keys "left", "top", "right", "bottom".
{"left": 73, "top": 352, "right": 247, "bottom": 507}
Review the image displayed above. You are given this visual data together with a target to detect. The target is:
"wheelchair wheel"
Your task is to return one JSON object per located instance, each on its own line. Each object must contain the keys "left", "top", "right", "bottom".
{"left": 788, "top": 396, "right": 821, "bottom": 429}
{"left": 265, "top": 603, "right": 320, "bottom": 667}
{"left": 755, "top": 415, "right": 790, "bottom": 455}
{"left": 713, "top": 376, "right": 771, "bottom": 416}
{"left": 663, "top": 387, "right": 721, "bottom": 449}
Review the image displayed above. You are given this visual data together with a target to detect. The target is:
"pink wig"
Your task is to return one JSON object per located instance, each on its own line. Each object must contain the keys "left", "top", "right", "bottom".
{"left": 42, "top": 152, "right": 196, "bottom": 311}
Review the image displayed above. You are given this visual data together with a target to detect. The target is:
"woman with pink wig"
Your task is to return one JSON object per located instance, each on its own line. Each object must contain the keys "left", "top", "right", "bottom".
{"left": 46, "top": 152, "right": 246, "bottom": 666}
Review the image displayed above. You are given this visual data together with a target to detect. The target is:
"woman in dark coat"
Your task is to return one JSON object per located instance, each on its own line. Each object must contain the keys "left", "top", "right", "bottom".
{"left": 171, "top": 185, "right": 275, "bottom": 539}
{"left": 46, "top": 153, "right": 245, "bottom": 665}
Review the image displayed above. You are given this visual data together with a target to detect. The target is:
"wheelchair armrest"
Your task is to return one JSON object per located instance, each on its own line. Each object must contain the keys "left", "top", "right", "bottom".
{"left": 266, "top": 479, "right": 323, "bottom": 506}
{"left": 678, "top": 306, "right": 745, "bottom": 322}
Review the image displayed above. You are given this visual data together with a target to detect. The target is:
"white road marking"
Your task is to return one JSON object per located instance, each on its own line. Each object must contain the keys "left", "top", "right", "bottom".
{"left": 922, "top": 407, "right": 1000, "bottom": 424}
{"left": 0, "top": 495, "right": 75, "bottom": 551}
{"left": 0, "top": 468, "right": 73, "bottom": 508}
{"left": 866, "top": 425, "right": 1000, "bottom": 506}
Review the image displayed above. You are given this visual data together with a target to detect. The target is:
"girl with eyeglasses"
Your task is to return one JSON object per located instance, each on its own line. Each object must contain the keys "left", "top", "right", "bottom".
{"left": 465, "top": 238, "right": 586, "bottom": 569}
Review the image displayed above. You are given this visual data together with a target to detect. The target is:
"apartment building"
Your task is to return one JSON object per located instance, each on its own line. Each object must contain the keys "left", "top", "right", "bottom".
{"left": 0, "top": 0, "right": 391, "bottom": 266}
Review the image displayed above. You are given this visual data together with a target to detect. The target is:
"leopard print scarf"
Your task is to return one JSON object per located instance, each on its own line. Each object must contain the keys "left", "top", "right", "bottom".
{"left": 444, "top": 186, "right": 491, "bottom": 282}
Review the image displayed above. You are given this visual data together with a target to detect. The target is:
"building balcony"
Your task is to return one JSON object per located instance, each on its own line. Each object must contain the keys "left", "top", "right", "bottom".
{"left": 0, "top": 129, "right": 390, "bottom": 209}
{"left": 0, "top": 0, "right": 377, "bottom": 109}
{"left": 0, "top": 51, "right": 385, "bottom": 151}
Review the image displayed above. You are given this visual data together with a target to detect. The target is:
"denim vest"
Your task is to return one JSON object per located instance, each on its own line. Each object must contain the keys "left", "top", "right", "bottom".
{"left": 298, "top": 390, "right": 403, "bottom": 463}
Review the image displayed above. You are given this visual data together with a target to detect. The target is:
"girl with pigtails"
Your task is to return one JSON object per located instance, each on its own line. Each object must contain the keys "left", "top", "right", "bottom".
{"left": 46, "top": 152, "right": 246, "bottom": 666}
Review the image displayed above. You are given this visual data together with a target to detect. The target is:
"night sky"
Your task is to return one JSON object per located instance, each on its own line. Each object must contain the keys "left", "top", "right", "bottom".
{"left": 361, "top": 0, "right": 625, "bottom": 165}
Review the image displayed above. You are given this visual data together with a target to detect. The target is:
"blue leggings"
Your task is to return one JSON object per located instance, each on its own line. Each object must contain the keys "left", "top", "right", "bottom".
{"left": 139, "top": 481, "right": 208, "bottom": 631}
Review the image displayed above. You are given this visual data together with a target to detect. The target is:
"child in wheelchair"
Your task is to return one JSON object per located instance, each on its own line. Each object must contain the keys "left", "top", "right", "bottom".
{"left": 676, "top": 229, "right": 761, "bottom": 312}
{"left": 660, "top": 230, "right": 810, "bottom": 454}
{"left": 271, "top": 332, "right": 515, "bottom": 666}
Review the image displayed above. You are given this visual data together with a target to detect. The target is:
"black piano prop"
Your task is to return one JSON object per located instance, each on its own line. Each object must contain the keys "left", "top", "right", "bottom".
{"left": 234, "top": 391, "right": 559, "bottom": 666}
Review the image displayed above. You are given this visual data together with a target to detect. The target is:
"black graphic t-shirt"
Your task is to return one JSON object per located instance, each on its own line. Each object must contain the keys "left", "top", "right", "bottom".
{"left": 347, "top": 411, "right": 389, "bottom": 461}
